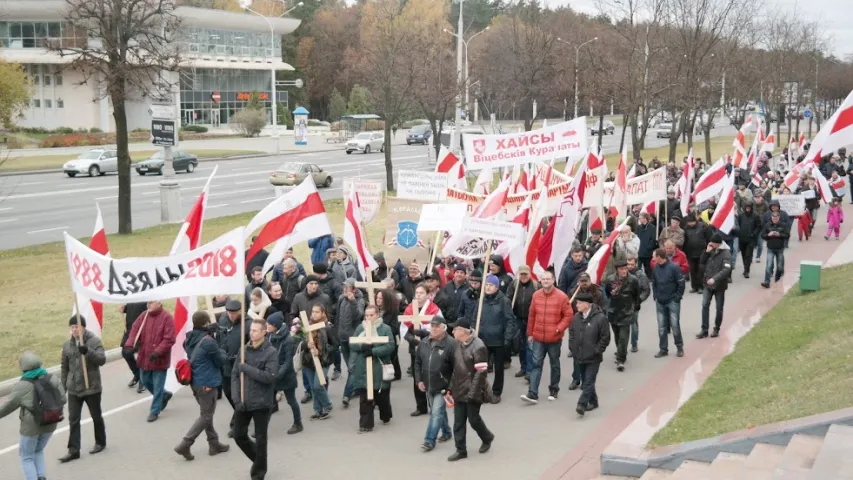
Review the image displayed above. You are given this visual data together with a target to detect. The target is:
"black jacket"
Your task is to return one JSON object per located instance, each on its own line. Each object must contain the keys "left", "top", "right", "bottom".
{"left": 442, "top": 280, "right": 469, "bottom": 324}
{"left": 414, "top": 333, "right": 457, "bottom": 395}
{"left": 231, "top": 339, "right": 277, "bottom": 411}
{"left": 602, "top": 273, "right": 642, "bottom": 325}
{"left": 266, "top": 296, "right": 290, "bottom": 320}
{"left": 652, "top": 260, "right": 686, "bottom": 305}
{"left": 451, "top": 336, "right": 490, "bottom": 404}
{"left": 278, "top": 270, "right": 305, "bottom": 306}
{"left": 290, "top": 290, "right": 333, "bottom": 324}
{"left": 762, "top": 220, "right": 790, "bottom": 250}
{"left": 399, "top": 274, "right": 424, "bottom": 303}
{"left": 268, "top": 325, "right": 297, "bottom": 392}
{"left": 316, "top": 276, "right": 343, "bottom": 320}
{"left": 432, "top": 290, "right": 455, "bottom": 325}
{"left": 475, "top": 290, "right": 517, "bottom": 347}
{"left": 700, "top": 243, "right": 733, "bottom": 291}
{"left": 763, "top": 202, "right": 791, "bottom": 229}
{"left": 636, "top": 222, "right": 658, "bottom": 258}
{"left": 122, "top": 302, "right": 148, "bottom": 342}
{"left": 488, "top": 254, "right": 513, "bottom": 293}
{"left": 336, "top": 290, "right": 365, "bottom": 343}
{"left": 510, "top": 279, "right": 539, "bottom": 323}
{"left": 682, "top": 222, "right": 711, "bottom": 259}
{"left": 737, "top": 209, "right": 762, "bottom": 243}
{"left": 559, "top": 259, "right": 588, "bottom": 295}
{"left": 218, "top": 316, "right": 250, "bottom": 378}
{"left": 569, "top": 305, "right": 611, "bottom": 364}
{"left": 457, "top": 286, "right": 480, "bottom": 323}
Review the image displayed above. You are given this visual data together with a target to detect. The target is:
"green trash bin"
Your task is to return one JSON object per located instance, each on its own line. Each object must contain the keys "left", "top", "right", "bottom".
{"left": 800, "top": 261, "right": 822, "bottom": 292}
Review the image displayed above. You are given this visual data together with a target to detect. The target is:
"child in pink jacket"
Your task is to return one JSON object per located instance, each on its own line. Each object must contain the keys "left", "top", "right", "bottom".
{"left": 825, "top": 198, "right": 844, "bottom": 240}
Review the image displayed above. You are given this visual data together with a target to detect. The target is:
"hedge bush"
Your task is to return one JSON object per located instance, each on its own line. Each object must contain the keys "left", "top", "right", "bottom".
{"left": 181, "top": 125, "right": 208, "bottom": 133}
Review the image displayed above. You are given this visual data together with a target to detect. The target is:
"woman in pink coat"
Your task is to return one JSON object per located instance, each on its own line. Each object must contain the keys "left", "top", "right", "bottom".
{"left": 825, "top": 198, "right": 845, "bottom": 240}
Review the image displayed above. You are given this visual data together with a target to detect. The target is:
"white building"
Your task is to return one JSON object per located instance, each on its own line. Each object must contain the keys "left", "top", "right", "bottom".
{"left": 0, "top": 1, "right": 300, "bottom": 132}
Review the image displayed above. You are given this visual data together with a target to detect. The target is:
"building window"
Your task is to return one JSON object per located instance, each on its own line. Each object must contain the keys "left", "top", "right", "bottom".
{"left": 45, "top": 99, "right": 52, "bottom": 108}
{"left": 33, "top": 99, "right": 40, "bottom": 108}
{"left": 0, "top": 21, "right": 84, "bottom": 49}
{"left": 55, "top": 74, "right": 62, "bottom": 86}
{"left": 57, "top": 99, "right": 64, "bottom": 108}
{"left": 44, "top": 75, "right": 51, "bottom": 86}
{"left": 33, "top": 75, "right": 40, "bottom": 86}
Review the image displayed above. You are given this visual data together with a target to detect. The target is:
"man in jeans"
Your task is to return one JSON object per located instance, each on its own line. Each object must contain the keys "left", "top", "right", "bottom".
{"left": 521, "top": 270, "right": 573, "bottom": 404}
{"left": 627, "top": 257, "right": 651, "bottom": 352}
{"left": 415, "top": 315, "right": 457, "bottom": 452}
{"left": 697, "top": 234, "right": 732, "bottom": 339}
{"left": 651, "top": 248, "right": 686, "bottom": 358}
{"left": 761, "top": 211, "right": 790, "bottom": 288}
{"left": 124, "top": 301, "right": 176, "bottom": 422}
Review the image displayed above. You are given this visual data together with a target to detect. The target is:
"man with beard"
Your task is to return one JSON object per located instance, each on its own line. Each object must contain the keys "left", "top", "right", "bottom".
{"left": 291, "top": 276, "right": 334, "bottom": 403}
{"left": 736, "top": 201, "right": 762, "bottom": 278}
{"left": 474, "top": 275, "right": 516, "bottom": 403}
{"left": 602, "top": 261, "right": 641, "bottom": 372}
{"left": 569, "top": 292, "right": 610, "bottom": 417}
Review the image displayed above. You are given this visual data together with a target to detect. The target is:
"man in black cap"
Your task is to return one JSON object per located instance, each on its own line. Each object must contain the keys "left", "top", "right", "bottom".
{"left": 456, "top": 270, "right": 482, "bottom": 323}
{"left": 415, "top": 314, "right": 457, "bottom": 452}
{"left": 371, "top": 251, "right": 399, "bottom": 285}
{"left": 218, "top": 299, "right": 249, "bottom": 435}
{"left": 426, "top": 273, "right": 453, "bottom": 325}
{"left": 59, "top": 315, "right": 107, "bottom": 463}
{"left": 442, "top": 265, "right": 469, "bottom": 326}
{"left": 682, "top": 214, "right": 711, "bottom": 293}
{"left": 584, "top": 228, "right": 604, "bottom": 259}
{"left": 448, "top": 317, "right": 494, "bottom": 462}
{"left": 569, "top": 292, "right": 610, "bottom": 417}
{"left": 697, "top": 233, "right": 732, "bottom": 338}
{"left": 602, "top": 260, "right": 641, "bottom": 371}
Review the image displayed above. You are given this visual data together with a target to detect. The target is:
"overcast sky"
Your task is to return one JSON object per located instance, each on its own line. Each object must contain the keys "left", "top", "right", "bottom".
{"left": 554, "top": 0, "right": 852, "bottom": 60}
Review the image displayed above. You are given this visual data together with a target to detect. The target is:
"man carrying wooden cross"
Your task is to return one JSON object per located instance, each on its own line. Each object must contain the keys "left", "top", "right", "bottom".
{"left": 400, "top": 290, "right": 440, "bottom": 417}
{"left": 349, "top": 305, "right": 396, "bottom": 433}
{"left": 298, "top": 306, "right": 334, "bottom": 420}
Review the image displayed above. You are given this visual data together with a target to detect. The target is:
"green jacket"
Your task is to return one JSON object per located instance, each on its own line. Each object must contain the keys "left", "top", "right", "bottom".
{"left": 61, "top": 330, "right": 107, "bottom": 397}
{"left": 0, "top": 352, "right": 66, "bottom": 436}
{"left": 349, "top": 320, "right": 396, "bottom": 392}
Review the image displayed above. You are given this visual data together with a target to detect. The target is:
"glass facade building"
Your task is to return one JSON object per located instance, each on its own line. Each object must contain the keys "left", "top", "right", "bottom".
{"left": 179, "top": 68, "right": 288, "bottom": 126}
{"left": 0, "top": 21, "right": 86, "bottom": 48}
{"left": 180, "top": 27, "right": 281, "bottom": 59}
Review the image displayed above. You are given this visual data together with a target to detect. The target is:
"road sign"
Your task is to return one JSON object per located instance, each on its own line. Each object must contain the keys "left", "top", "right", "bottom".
{"left": 148, "top": 104, "right": 174, "bottom": 119}
{"left": 151, "top": 119, "right": 176, "bottom": 147}
{"left": 803, "top": 108, "right": 813, "bottom": 119}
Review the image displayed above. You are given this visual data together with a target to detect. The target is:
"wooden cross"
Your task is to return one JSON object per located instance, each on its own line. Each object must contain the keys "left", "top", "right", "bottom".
{"left": 299, "top": 311, "right": 328, "bottom": 386}
{"left": 398, "top": 298, "right": 434, "bottom": 333}
{"left": 204, "top": 295, "right": 227, "bottom": 318}
{"left": 353, "top": 279, "right": 390, "bottom": 306}
{"left": 348, "top": 319, "right": 390, "bottom": 400}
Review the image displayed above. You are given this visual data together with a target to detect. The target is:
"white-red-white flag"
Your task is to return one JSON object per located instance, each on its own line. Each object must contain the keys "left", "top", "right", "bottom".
{"left": 495, "top": 194, "right": 532, "bottom": 276}
{"left": 245, "top": 177, "right": 333, "bottom": 275}
{"left": 732, "top": 119, "right": 752, "bottom": 168}
{"left": 608, "top": 146, "right": 628, "bottom": 221}
{"left": 344, "top": 189, "right": 378, "bottom": 281}
{"left": 585, "top": 220, "right": 626, "bottom": 285}
{"left": 165, "top": 166, "right": 217, "bottom": 393}
{"left": 540, "top": 159, "right": 587, "bottom": 281}
{"left": 443, "top": 177, "right": 511, "bottom": 257}
{"left": 831, "top": 176, "right": 847, "bottom": 197}
{"left": 677, "top": 149, "right": 694, "bottom": 216}
{"left": 798, "top": 133, "right": 807, "bottom": 152}
{"left": 693, "top": 157, "right": 728, "bottom": 205}
{"left": 710, "top": 172, "right": 736, "bottom": 234}
{"left": 435, "top": 146, "right": 459, "bottom": 174}
{"left": 474, "top": 166, "right": 493, "bottom": 195}
{"left": 811, "top": 165, "right": 834, "bottom": 203}
{"left": 71, "top": 204, "right": 110, "bottom": 338}
{"left": 524, "top": 186, "right": 550, "bottom": 281}
{"left": 804, "top": 90, "right": 853, "bottom": 163}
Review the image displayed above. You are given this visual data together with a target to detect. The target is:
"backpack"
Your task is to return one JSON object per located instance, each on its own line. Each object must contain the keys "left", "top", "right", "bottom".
{"left": 175, "top": 337, "right": 207, "bottom": 386}
{"left": 25, "top": 375, "right": 64, "bottom": 426}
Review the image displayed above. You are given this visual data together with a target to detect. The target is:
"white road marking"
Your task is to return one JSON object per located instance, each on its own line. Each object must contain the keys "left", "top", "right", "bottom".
{"left": 207, "top": 203, "right": 228, "bottom": 209}
{"left": 240, "top": 196, "right": 275, "bottom": 204}
{"left": 0, "top": 207, "right": 12, "bottom": 212}
{"left": 95, "top": 195, "right": 118, "bottom": 201}
{"left": 27, "top": 226, "right": 68, "bottom": 234}
{"left": 235, "top": 179, "right": 263, "bottom": 185}
{"left": 16, "top": 181, "right": 45, "bottom": 186}
{"left": 230, "top": 167, "right": 256, "bottom": 172}
{"left": 0, "top": 218, "right": 19, "bottom": 224}
{"left": 0, "top": 397, "right": 152, "bottom": 457}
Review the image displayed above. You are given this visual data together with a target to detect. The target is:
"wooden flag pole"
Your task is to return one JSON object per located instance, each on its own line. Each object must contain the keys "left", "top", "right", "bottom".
{"left": 132, "top": 310, "right": 150, "bottom": 350}
{"left": 569, "top": 284, "right": 582, "bottom": 303}
{"left": 428, "top": 230, "right": 443, "bottom": 275}
{"left": 510, "top": 276, "right": 522, "bottom": 308}
{"left": 240, "top": 295, "right": 246, "bottom": 403}
{"left": 474, "top": 241, "right": 493, "bottom": 335}
{"left": 71, "top": 295, "right": 90, "bottom": 390}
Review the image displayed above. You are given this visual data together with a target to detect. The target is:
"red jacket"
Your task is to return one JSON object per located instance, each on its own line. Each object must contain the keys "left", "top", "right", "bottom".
{"left": 527, "top": 287, "right": 573, "bottom": 344}
{"left": 124, "top": 308, "right": 176, "bottom": 371}
{"left": 651, "top": 248, "right": 689, "bottom": 275}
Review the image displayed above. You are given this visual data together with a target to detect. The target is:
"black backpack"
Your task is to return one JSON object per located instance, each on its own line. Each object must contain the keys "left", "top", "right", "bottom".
{"left": 25, "top": 375, "right": 64, "bottom": 425}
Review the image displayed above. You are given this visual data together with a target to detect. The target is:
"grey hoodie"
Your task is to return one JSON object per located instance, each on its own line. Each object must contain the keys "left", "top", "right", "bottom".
{"left": 0, "top": 352, "right": 66, "bottom": 436}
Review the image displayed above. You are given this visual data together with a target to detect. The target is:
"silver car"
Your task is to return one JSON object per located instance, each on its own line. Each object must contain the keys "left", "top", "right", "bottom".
{"left": 63, "top": 148, "right": 119, "bottom": 177}
{"left": 345, "top": 131, "right": 385, "bottom": 154}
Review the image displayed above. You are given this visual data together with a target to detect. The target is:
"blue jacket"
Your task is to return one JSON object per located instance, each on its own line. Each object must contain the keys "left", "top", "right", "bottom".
{"left": 559, "top": 258, "right": 588, "bottom": 295}
{"left": 475, "top": 291, "right": 517, "bottom": 347}
{"left": 184, "top": 329, "right": 226, "bottom": 388}
{"left": 307, "top": 235, "right": 334, "bottom": 266}
{"left": 651, "top": 260, "right": 685, "bottom": 305}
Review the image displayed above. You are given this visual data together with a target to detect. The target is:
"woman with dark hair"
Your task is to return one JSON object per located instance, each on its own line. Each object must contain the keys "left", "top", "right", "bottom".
{"left": 377, "top": 289, "right": 401, "bottom": 380}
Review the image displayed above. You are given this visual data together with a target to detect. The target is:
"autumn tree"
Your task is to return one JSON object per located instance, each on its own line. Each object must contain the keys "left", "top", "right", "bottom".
{"left": 328, "top": 88, "right": 347, "bottom": 120}
{"left": 358, "top": 0, "right": 443, "bottom": 189}
{"left": 0, "top": 60, "right": 31, "bottom": 128}
{"left": 56, "top": 0, "right": 181, "bottom": 234}
{"left": 347, "top": 85, "right": 374, "bottom": 114}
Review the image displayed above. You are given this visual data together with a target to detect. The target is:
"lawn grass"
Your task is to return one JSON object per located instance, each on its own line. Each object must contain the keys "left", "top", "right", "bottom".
{"left": 0, "top": 198, "right": 389, "bottom": 380}
{"left": 649, "top": 263, "right": 853, "bottom": 447}
{"left": 0, "top": 149, "right": 266, "bottom": 172}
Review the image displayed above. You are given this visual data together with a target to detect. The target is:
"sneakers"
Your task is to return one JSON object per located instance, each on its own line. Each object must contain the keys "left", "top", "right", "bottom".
{"left": 300, "top": 392, "right": 313, "bottom": 404}
{"left": 825, "top": 235, "right": 830, "bottom": 240}
{"left": 318, "top": 410, "right": 331, "bottom": 420}
{"left": 287, "top": 424, "right": 304, "bottom": 435}
{"left": 547, "top": 391, "right": 558, "bottom": 401}
{"left": 520, "top": 393, "right": 539, "bottom": 404}
{"left": 331, "top": 370, "right": 342, "bottom": 381}
{"left": 710, "top": 329, "right": 720, "bottom": 338}
{"left": 631, "top": 345, "right": 638, "bottom": 353}
{"left": 421, "top": 443, "right": 434, "bottom": 452}
{"left": 447, "top": 451, "right": 468, "bottom": 462}
{"left": 696, "top": 330, "right": 709, "bottom": 339}
{"left": 342, "top": 396, "right": 350, "bottom": 408}
{"left": 137, "top": 383, "right": 146, "bottom": 394}
{"left": 654, "top": 351, "right": 668, "bottom": 358}
{"left": 616, "top": 362, "right": 624, "bottom": 372}
{"left": 568, "top": 380, "right": 581, "bottom": 390}
{"left": 755, "top": 257, "right": 761, "bottom": 263}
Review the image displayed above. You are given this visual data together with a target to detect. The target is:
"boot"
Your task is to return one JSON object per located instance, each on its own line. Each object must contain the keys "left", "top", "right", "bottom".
{"left": 174, "top": 439, "right": 195, "bottom": 461}
{"left": 287, "top": 423, "right": 304, "bottom": 435}
{"left": 208, "top": 441, "right": 230, "bottom": 456}
{"left": 58, "top": 450, "right": 80, "bottom": 463}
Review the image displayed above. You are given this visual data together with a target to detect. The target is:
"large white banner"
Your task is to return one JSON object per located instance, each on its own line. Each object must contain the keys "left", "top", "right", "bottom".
{"left": 342, "top": 178, "right": 384, "bottom": 224}
{"left": 65, "top": 227, "right": 246, "bottom": 304}
{"left": 602, "top": 167, "right": 668, "bottom": 206}
{"left": 463, "top": 117, "right": 588, "bottom": 171}
{"left": 397, "top": 170, "right": 449, "bottom": 202}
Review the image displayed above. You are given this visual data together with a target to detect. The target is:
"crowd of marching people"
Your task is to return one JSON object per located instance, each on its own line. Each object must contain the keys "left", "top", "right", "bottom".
{"left": 1, "top": 140, "right": 850, "bottom": 480}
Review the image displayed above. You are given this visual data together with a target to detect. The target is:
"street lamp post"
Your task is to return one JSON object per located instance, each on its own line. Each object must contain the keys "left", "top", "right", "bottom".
{"left": 557, "top": 36, "right": 597, "bottom": 119}
{"left": 443, "top": 26, "right": 489, "bottom": 125}
{"left": 241, "top": 0, "right": 302, "bottom": 154}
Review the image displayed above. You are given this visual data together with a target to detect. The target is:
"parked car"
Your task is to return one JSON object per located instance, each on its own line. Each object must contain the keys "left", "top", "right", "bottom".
{"left": 656, "top": 122, "right": 674, "bottom": 138}
{"left": 406, "top": 124, "right": 432, "bottom": 145}
{"left": 588, "top": 120, "right": 616, "bottom": 136}
{"left": 63, "top": 148, "right": 118, "bottom": 177}
{"left": 134, "top": 150, "right": 198, "bottom": 175}
{"left": 269, "top": 162, "right": 332, "bottom": 187}
{"left": 346, "top": 131, "right": 385, "bottom": 154}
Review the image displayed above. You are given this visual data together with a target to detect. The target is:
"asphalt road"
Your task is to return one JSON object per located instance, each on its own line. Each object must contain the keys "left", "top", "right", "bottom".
{"left": 0, "top": 124, "right": 737, "bottom": 251}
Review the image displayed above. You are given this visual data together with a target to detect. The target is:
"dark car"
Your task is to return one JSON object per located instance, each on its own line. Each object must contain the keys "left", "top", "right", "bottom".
{"left": 134, "top": 150, "right": 199, "bottom": 175}
{"left": 406, "top": 124, "right": 432, "bottom": 145}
